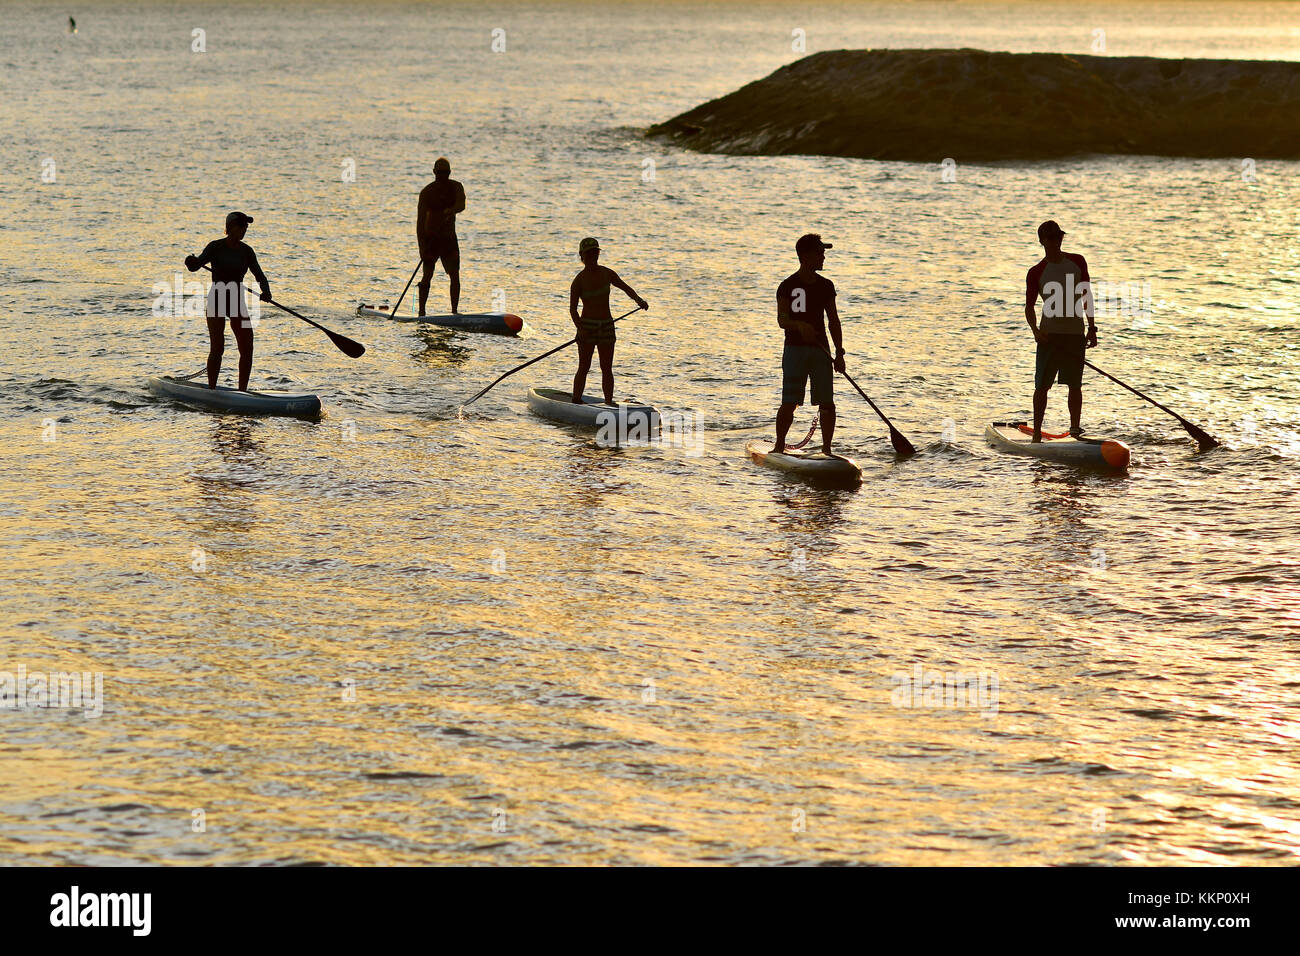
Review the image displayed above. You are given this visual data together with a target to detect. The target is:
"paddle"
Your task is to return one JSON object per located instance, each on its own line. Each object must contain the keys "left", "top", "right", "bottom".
{"left": 1084, "top": 359, "right": 1218, "bottom": 450}
{"left": 200, "top": 265, "right": 366, "bottom": 358}
{"left": 839, "top": 369, "right": 917, "bottom": 457}
{"left": 265, "top": 296, "right": 367, "bottom": 358}
{"left": 387, "top": 260, "right": 421, "bottom": 319}
{"left": 462, "top": 306, "right": 641, "bottom": 407}
{"left": 822, "top": 349, "right": 915, "bottom": 456}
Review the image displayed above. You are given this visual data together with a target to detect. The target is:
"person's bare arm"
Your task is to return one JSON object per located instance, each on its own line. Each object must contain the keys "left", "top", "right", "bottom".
{"left": 449, "top": 182, "right": 466, "bottom": 217}
{"left": 826, "top": 295, "right": 845, "bottom": 371}
{"left": 246, "top": 246, "right": 272, "bottom": 301}
{"left": 608, "top": 269, "right": 647, "bottom": 310}
{"left": 1025, "top": 266, "right": 1042, "bottom": 342}
{"left": 417, "top": 189, "right": 431, "bottom": 242}
{"left": 569, "top": 277, "right": 581, "bottom": 327}
{"left": 1074, "top": 254, "right": 1098, "bottom": 347}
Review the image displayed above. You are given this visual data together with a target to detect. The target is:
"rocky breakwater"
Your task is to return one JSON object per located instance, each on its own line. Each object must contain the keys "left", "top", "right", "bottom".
{"left": 646, "top": 49, "right": 1300, "bottom": 161}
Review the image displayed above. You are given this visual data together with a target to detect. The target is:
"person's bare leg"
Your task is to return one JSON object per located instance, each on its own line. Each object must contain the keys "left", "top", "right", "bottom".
{"left": 1032, "top": 387, "right": 1049, "bottom": 441}
{"left": 417, "top": 259, "right": 432, "bottom": 317}
{"left": 206, "top": 316, "right": 224, "bottom": 389}
{"left": 820, "top": 402, "right": 837, "bottom": 455}
{"left": 598, "top": 341, "right": 615, "bottom": 405}
{"left": 573, "top": 341, "right": 594, "bottom": 403}
{"left": 1067, "top": 385, "right": 1082, "bottom": 435}
{"left": 233, "top": 318, "right": 254, "bottom": 392}
{"left": 448, "top": 268, "right": 460, "bottom": 314}
{"left": 774, "top": 403, "right": 796, "bottom": 453}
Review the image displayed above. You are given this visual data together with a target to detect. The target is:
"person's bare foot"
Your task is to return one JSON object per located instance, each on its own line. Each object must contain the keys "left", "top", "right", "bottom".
{"left": 1069, "top": 424, "right": 1084, "bottom": 437}
{"left": 1031, "top": 430, "right": 1043, "bottom": 443}
{"left": 821, "top": 445, "right": 833, "bottom": 456}
{"left": 571, "top": 396, "right": 584, "bottom": 404}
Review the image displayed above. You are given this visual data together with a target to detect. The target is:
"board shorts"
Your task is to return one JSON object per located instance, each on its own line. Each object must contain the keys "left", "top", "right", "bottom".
{"left": 576, "top": 313, "right": 616, "bottom": 346}
{"left": 206, "top": 281, "right": 249, "bottom": 320}
{"left": 781, "top": 344, "right": 834, "bottom": 406}
{"left": 1035, "top": 333, "right": 1085, "bottom": 390}
{"left": 420, "top": 235, "right": 460, "bottom": 272}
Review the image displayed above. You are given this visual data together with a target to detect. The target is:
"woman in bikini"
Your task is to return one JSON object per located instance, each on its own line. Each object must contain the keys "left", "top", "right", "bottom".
{"left": 568, "top": 237, "right": 647, "bottom": 405}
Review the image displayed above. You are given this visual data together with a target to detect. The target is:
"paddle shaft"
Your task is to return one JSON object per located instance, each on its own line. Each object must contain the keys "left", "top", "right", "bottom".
{"left": 817, "top": 346, "right": 917, "bottom": 456}
{"left": 463, "top": 307, "right": 640, "bottom": 407}
{"left": 388, "top": 260, "right": 421, "bottom": 319}
{"left": 199, "top": 264, "right": 366, "bottom": 357}
{"left": 1084, "top": 359, "right": 1218, "bottom": 448}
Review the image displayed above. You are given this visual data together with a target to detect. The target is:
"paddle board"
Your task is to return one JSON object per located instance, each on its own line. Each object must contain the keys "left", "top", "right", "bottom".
{"left": 147, "top": 376, "right": 322, "bottom": 418}
{"left": 746, "top": 440, "right": 863, "bottom": 485}
{"left": 526, "top": 386, "right": 660, "bottom": 441}
{"left": 356, "top": 304, "right": 522, "bottom": 336}
{"left": 985, "top": 421, "right": 1130, "bottom": 470}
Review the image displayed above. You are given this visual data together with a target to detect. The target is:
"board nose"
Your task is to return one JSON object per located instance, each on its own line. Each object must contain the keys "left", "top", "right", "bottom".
{"left": 1101, "top": 440, "right": 1131, "bottom": 470}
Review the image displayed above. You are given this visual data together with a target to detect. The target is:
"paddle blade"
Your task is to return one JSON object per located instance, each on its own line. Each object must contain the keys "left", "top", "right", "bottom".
{"left": 1183, "top": 420, "right": 1219, "bottom": 450}
{"left": 889, "top": 427, "right": 917, "bottom": 457}
{"left": 327, "top": 329, "right": 366, "bottom": 358}
{"left": 463, "top": 383, "right": 493, "bottom": 407}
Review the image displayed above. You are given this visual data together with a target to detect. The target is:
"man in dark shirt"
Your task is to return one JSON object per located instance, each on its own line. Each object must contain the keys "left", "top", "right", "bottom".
{"left": 1024, "top": 220, "right": 1096, "bottom": 440}
{"left": 773, "top": 234, "right": 846, "bottom": 453}
{"left": 416, "top": 156, "right": 466, "bottom": 315}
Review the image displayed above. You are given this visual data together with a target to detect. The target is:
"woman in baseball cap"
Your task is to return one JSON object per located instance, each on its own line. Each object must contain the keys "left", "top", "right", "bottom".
{"left": 184, "top": 212, "right": 274, "bottom": 391}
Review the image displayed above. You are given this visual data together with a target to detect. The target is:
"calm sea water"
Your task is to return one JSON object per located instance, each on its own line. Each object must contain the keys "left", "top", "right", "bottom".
{"left": 2, "top": 0, "right": 1298, "bottom": 865}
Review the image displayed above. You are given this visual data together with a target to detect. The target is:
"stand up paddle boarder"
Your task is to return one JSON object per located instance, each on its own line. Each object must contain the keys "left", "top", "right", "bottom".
{"left": 184, "top": 211, "right": 272, "bottom": 392}
{"left": 569, "top": 237, "right": 648, "bottom": 405}
{"left": 773, "top": 234, "right": 845, "bottom": 454}
{"left": 417, "top": 157, "right": 466, "bottom": 316}
{"left": 1025, "top": 220, "right": 1096, "bottom": 440}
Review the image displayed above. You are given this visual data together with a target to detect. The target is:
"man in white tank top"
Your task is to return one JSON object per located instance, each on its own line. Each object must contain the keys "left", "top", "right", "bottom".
{"left": 1024, "top": 220, "right": 1097, "bottom": 440}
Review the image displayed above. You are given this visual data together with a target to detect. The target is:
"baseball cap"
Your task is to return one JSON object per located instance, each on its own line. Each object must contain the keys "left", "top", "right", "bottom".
{"left": 579, "top": 237, "right": 600, "bottom": 254}
{"left": 226, "top": 211, "right": 253, "bottom": 227}
{"left": 796, "top": 233, "right": 832, "bottom": 256}
{"left": 1037, "top": 220, "right": 1066, "bottom": 241}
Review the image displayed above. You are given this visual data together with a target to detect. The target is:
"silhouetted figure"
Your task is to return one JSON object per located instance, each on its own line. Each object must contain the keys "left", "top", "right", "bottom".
{"left": 568, "top": 238, "right": 647, "bottom": 405}
{"left": 184, "top": 212, "right": 272, "bottom": 391}
{"left": 68, "top": 16, "right": 76, "bottom": 33}
{"left": 1024, "top": 220, "right": 1097, "bottom": 440}
{"left": 773, "top": 234, "right": 845, "bottom": 454}
{"left": 416, "top": 157, "right": 465, "bottom": 315}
